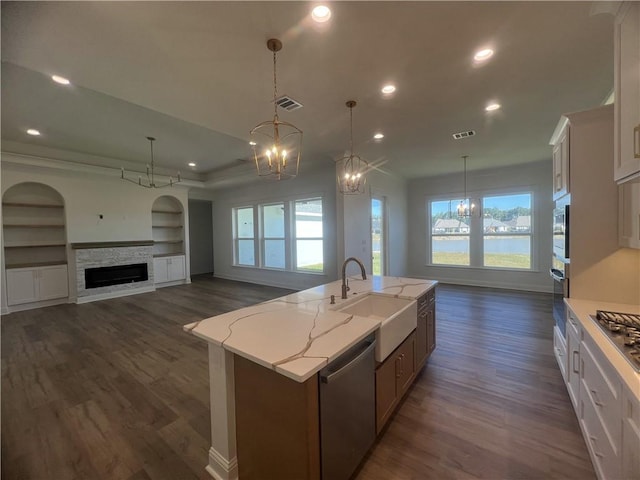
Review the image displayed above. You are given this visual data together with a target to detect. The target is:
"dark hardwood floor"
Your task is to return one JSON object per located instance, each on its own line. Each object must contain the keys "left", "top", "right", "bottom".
{"left": 1, "top": 277, "right": 595, "bottom": 480}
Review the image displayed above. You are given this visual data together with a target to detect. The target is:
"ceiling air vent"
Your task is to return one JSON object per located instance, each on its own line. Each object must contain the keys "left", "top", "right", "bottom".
{"left": 452, "top": 130, "right": 476, "bottom": 140}
{"left": 275, "top": 95, "right": 303, "bottom": 111}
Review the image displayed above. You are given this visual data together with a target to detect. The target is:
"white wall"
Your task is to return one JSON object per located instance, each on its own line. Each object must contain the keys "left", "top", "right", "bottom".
{"left": 209, "top": 164, "right": 339, "bottom": 290}
{"left": 1, "top": 153, "right": 192, "bottom": 304}
{"left": 407, "top": 160, "right": 554, "bottom": 292}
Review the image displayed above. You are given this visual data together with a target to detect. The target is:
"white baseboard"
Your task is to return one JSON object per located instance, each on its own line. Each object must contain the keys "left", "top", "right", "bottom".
{"left": 155, "top": 278, "right": 188, "bottom": 289}
{"left": 409, "top": 275, "right": 553, "bottom": 294}
{"left": 3, "top": 297, "right": 69, "bottom": 314}
{"left": 213, "top": 272, "right": 304, "bottom": 291}
{"left": 205, "top": 447, "right": 238, "bottom": 480}
{"left": 76, "top": 285, "right": 156, "bottom": 304}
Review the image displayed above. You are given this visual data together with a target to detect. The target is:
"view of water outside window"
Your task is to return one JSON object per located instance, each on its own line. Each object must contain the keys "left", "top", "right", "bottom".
{"left": 431, "top": 199, "right": 470, "bottom": 265}
{"left": 295, "top": 198, "right": 323, "bottom": 272}
{"left": 429, "top": 193, "right": 532, "bottom": 269}
{"left": 262, "top": 203, "right": 285, "bottom": 269}
{"left": 483, "top": 193, "right": 532, "bottom": 269}
{"left": 236, "top": 207, "right": 255, "bottom": 265}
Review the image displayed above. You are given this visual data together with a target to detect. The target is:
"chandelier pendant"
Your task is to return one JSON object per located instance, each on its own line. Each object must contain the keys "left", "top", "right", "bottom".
{"left": 457, "top": 155, "right": 476, "bottom": 217}
{"left": 121, "top": 137, "right": 181, "bottom": 189}
{"left": 250, "top": 39, "right": 302, "bottom": 181}
{"left": 337, "top": 100, "right": 369, "bottom": 195}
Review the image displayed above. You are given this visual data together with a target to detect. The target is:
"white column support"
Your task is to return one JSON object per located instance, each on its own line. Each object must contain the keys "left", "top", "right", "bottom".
{"left": 204, "top": 343, "right": 238, "bottom": 480}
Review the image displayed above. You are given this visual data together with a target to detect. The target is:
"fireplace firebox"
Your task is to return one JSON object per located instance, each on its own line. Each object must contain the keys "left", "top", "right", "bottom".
{"left": 85, "top": 263, "right": 148, "bottom": 289}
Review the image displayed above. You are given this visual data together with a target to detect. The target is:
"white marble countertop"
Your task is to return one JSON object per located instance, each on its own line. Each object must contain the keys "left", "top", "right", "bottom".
{"left": 565, "top": 298, "right": 640, "bottom": 400}
{"left": 184, "top": 276, "right": 437, "bottom": 382}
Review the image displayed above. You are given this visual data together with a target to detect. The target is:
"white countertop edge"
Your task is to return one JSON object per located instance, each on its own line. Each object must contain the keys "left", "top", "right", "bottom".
{"left": 565, "top": 298, "right": 640, "bottom": 400}
{"left": 184, "top": 276, "right": 438, "bottom": 383}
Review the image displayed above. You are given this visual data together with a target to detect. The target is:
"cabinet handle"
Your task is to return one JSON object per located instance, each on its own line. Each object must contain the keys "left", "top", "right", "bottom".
{"left": 588, "top": 436, "right": 604, "bottom": 458}
{"left": 395, "top": 356, "right": 401, "bottom": 378}
{"left": 635, "top": 124, "right": 640, "bottom": 159}
{"left": 400, "top": 353, "right": 405, "bottom": 377}
{"left": 572, "top": 351, "right": 580, "bottom": 374}
{"left": 590, "top": 389, "right": 604, "bottom": 407}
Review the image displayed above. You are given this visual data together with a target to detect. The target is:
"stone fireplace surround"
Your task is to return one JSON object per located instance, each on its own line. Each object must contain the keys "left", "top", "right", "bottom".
{"left": 72, "top": 241, "right": 154, "bottom": 303}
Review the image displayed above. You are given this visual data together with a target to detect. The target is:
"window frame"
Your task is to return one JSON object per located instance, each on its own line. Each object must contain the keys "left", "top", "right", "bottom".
{"left": 293, "top": 197, "right": 325, "bottom": 273}
{"left": 481, "top": 192, "right": 533, "bottom": 270}
{"left": 233, "top": 205, "right": 257, "bottom": 267}
{"left": 427, "top": 189, "right": 535, "bottom": 272}
{"left": 231, "top": 196, "right": 325, "bottom": 274}
{"left": 429, "top": 198, "right": 471, "bottom": 267}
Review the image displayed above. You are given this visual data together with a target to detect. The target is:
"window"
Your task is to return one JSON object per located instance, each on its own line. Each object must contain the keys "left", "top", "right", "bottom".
{"left": 428, "top": 191, "right": 533, "bottom": 270}
{"left": 262, "top": 203, "right": 285, "bottom": 269}
{"left": 232, "top": 197, "right": 324, "bottom": 273}
{"left": 483, "top": 193, "right": 532, "bottom": 269}
{"left": 234, "top": 207, "right": 255, "bottom": 266}
{"left": 430, "top": 198, "right": 470, "bottom": 266}
{"left": 294, "top": 198, "right": 323, "bottom": 272}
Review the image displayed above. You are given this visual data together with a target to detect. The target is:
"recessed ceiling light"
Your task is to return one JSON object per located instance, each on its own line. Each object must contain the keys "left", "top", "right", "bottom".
{"left": 249, "top": 141, "right": 257, "bottom": 146}
{"left": 485, "top": 103, "right": 501, "bottom": 112}
{"left": 474, "top": 48, "right": 494, "bottom": 62}
{"left": 51, "top": 75, "right": 70, "bottom": 85}
{"left": 374, "top": 133, "right": 384, "bottom": 140}
{"left": 26, "top": 129, "right": 41, "bottom": 136}
{"left": 381, "top": 84, "right": 396, "bottom": 95}
{"left": 188, "top": 162, "right": 196, "bottom": 167}
{"left": 311, "top": 5, "right": 331, "bottom": 23}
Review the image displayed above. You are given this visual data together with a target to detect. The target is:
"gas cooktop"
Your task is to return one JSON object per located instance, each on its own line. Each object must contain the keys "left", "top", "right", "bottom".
{"left": 590, "top": 310, "right": 640, "bottom": 372}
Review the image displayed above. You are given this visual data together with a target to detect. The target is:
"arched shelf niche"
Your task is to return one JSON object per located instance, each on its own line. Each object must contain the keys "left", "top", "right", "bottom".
{"left": 151, "top": 195, "right": 184, "bottom": 258}
{"left": 2, "top": 182, "right": 68, "bottom": 268}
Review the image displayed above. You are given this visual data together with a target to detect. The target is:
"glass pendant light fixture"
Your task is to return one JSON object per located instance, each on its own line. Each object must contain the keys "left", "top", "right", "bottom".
{"left": 250, "top": 39, "right": 302, "bottom": 180}
{"left": 457, "top": 155, "right": 475, "bottom": 217}
{"left": 337, "top": 100, "right": 369, "bottom": 194}
{"left": 121, "top": 136, "right": 181, "bottom": 188}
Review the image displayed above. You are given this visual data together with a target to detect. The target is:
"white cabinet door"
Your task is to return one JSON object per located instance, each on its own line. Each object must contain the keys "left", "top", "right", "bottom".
{"left": 38, "top": 265, "right": 69, "bottom": 301}
{"left": 619, "top": 177, "right": 640, "bottom": 248}
{"left": 167, "top": 255, "right": 186, "bottom": 281}
{"left": 614, "top": 2, "right": 640, "bottom": 181}
{"left": 622, "top": 389, "right": 640, "bottom": 480}
{"left": 153, "top": 257, "right": 169, "bottom": 284}
{"left": 566, "top": 315, "right": 581, "bottom": 409}
{"left": 6, "top": 268, "right": 38, "bottom": 305}
{"left": 553, "top": 325, "right": 567, "bottom": 382}
{"left": 552, "top": 127, "right": 570, "bottom": 200}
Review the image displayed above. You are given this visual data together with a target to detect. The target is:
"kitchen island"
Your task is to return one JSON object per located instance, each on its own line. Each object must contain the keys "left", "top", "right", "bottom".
{"left": 184, "top": 275, "right": 437, "bottom": 480}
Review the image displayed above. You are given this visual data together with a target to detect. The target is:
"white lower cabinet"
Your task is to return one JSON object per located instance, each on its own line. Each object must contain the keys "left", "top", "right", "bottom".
{"left": 622, "top": 387, "right": 640, "bottom": 479}
{"left": 562, "top": 305, "right": 639, "bottom": 480}
{"left": 566, "top": 314, "right": 582, "bottom": 409}
{"left": 554, "top": 325, "right": 568, "bottom": 382}
{"left": 580, "top": 339, "right": 622, "bottom": 479}
{"left": 6, "top": 264, "right": 68, "bottom": 306}
{"left": 153, "top": 255, "right": 186, "bottom": 285}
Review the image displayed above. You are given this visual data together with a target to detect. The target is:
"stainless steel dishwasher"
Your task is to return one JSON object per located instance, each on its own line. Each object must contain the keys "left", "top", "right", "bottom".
{"left": 319, "top": 333, "right": 376, "bottom": 480}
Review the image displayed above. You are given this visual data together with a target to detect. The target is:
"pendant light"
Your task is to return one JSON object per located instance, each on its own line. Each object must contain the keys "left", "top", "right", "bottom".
{"left": 336, "top": 100, "right": 369, "bottom": 194}
{"left": 457, "top": 155, "right": 475, "bottom": 217}
{"left": 121, "top": 137, "right": 181, "bottom": 188}
{"left": 250, "top": 39, "right": 302, "bottom": 180}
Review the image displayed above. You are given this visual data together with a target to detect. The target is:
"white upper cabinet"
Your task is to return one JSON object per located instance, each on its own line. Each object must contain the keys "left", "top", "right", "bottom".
{"left": 614, "top": 2, "right": 640, "bottom": 182}
{"left": 551, "top": 121, "right": 570, "bottom": 200}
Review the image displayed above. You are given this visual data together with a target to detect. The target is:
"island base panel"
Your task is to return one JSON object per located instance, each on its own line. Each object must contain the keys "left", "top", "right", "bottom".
{"left": 234, "top": 354, "right": 321, "bottom": 480}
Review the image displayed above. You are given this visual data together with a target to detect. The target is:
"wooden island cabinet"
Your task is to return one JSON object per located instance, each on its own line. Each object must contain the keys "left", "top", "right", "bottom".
{"left": 185, "top": 277, "right": 437, "bottom": 480}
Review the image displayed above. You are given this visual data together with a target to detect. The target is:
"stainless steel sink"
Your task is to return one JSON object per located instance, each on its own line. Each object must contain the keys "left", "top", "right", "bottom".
{"left": 336, "top": 293, "right": 417, "bottom": 362}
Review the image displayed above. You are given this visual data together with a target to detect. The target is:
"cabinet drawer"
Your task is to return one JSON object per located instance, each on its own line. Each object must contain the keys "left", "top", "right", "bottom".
{"left": 581, "top": 392, "right": 621, "bottom": 480}
{"left": 567, "top": 309, "right": 581, "bottom": 338}
{"left": 417, "top": 288, "right": 435, "bottom": 311}
{"left": 553, "top": 325, "right": 567, "bottom": 382}
{"left": 580, "top": 341, "right": 622, "bottom": 449}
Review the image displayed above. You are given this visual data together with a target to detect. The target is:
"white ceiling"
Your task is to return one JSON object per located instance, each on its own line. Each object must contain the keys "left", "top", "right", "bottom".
{"left": 1, "top": 1, "right": 615, "bottom": 188}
